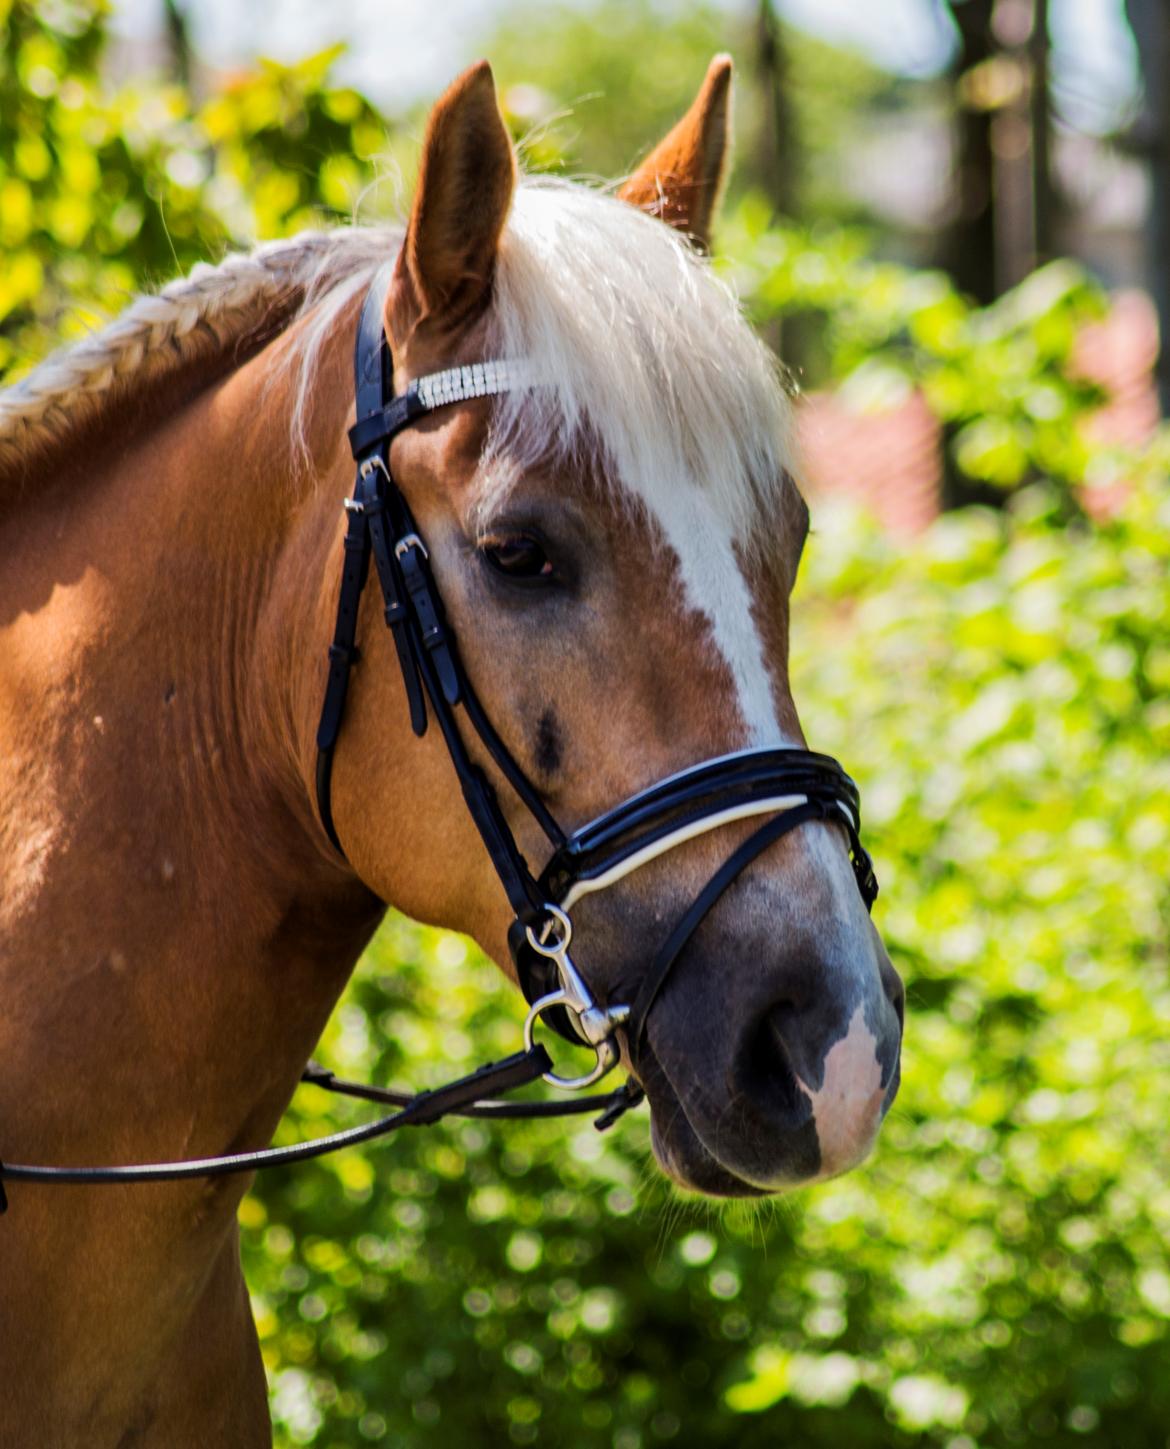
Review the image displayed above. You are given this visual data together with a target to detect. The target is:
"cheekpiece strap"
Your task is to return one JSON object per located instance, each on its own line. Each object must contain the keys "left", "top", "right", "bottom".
{"left": 315, "top": 265, "right": 548, "bottom": 920}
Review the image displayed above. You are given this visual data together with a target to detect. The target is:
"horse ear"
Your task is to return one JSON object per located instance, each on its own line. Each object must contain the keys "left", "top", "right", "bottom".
{"left": 390, "top": 60, "right": 516, "bottom": 336}
{"left": 617, "top": 55, "right": 732, "bottom": 251}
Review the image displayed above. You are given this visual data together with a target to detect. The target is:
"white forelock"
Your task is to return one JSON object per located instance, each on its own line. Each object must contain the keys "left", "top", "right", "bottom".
{"left": 480, "top": 179, "right": 799, "bottom": 746}
{"left": 2, "top": 178, "right": 800, "bottom": 554}
{"left": 481, "top": 178, "right": 799, "bottom": 549}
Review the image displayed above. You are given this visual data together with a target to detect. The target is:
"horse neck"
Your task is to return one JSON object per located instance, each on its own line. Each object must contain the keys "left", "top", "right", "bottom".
{"left": 0, "top": 300, "right": 381, "bottom": 1164}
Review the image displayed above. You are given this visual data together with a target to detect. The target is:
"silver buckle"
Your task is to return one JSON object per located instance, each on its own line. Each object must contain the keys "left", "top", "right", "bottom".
{"left": 521, "top": 906, "right": 629, "bottom": 1090}
{"left": 358, "top": 456, "right": 390, "bottom": 482}
{"left": 394, "top": 532, "right": 429, "bottom": 561}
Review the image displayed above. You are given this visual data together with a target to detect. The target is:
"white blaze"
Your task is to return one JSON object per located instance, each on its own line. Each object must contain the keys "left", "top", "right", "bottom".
{"left": 651, "top": 484, "right": 786, "bottom": 748}
{"left": 643, "top": 480, "right": 866, "bottom": 905}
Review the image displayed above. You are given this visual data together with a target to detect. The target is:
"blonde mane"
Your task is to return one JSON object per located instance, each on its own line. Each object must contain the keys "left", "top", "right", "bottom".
{"left": 0, "top": 178, "right": 799, "bottom": 544}
{"left": 484, "top": 179, "right": 798, "bottom": 545}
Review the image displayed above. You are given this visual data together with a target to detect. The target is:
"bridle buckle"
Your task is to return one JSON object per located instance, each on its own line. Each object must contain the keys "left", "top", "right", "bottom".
{"left": 522, "top": 906, "right": 629, "bottom": 1090}
{"left": 357, "top": 455, "right": 391, "bottom": 483}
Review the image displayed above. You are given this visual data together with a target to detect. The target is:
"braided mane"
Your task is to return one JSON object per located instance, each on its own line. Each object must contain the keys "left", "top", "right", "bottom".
{"left": 0, "top": 230, "right": 384, "bottom": 487}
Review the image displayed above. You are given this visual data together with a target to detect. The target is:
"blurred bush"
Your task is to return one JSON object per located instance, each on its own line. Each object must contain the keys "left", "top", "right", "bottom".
{"left": 721, "top": 197, "right": 1119, "bottom": 507}
{"left": 0, "top": 1, "right": 386, "bottom": 378}
{"left": 4, "top": 6, "right": 1169, "bottom": 1446}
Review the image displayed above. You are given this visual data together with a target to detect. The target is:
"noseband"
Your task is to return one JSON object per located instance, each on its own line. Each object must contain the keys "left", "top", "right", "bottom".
{"left": 316, "top": 268, "right": 878, "bottom": 1088}
{"left": 0, "top": 267, "right": 876, "bottom": 1207}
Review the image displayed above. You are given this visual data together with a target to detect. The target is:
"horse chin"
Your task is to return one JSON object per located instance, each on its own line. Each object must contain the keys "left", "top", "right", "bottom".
{"left": 647, "top": 1108, "right": 772, "bottom": 1199}
{"left": 636, "top": 1052, "right": 795, "bottom": 1199}
{"left": 637, "top": 1034, "right": 872, "bottom": 1197}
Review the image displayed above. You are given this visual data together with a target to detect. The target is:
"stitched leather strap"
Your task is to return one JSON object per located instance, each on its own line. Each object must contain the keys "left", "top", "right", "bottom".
{"left": 624, "top": 800, "right": 829, "bottom": 1055}
{"left": 397, "top": 539, "right": 461, "bottom": 706}
{"left": 366, "top": 492, "right": 427, "bottom": 736}
{"left": 314, "top": 482, "right": 376, "bottom": 851}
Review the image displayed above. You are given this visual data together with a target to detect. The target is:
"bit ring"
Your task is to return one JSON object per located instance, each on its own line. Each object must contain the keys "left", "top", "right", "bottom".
{"left": 523, "top": 991, "right": 619, "bottom": 1090}
{"left": 525, "top": 905, "right": 572, "bottom": 957}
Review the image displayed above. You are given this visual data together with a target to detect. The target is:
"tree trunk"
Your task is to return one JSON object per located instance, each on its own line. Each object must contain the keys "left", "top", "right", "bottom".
{"left": 1030, "top": 0, "right": 1054, "bottom": 265}
{"left": 754, "top": 0, "right": 796, "bottom": 362}
{"left": 164, "top": 0, "right": 191, "bottom": 91}
{"left": 1126, "top": 0, "right": 1170, "bottom": 414}
{"left": 992, "top": 0, "right": 1054, "bottom": 291}
{"left": 754, "top": 0, "right": 796, "bottom": 218}
{"left": 942, "top": 0, "right": 998, "bottom": 305}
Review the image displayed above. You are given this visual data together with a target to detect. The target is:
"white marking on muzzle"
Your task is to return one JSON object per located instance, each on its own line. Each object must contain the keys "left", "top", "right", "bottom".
{"left": 797, "top": 1006, "right": 887, "bottom": 1179}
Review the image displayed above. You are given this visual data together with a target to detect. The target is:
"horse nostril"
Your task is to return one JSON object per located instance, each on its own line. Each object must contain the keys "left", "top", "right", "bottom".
{"left": 880, "top": 958, "right": 905, "bottom": 1029}
{"left": 739, "top": 1002, "right": 807, "bottom": 1121}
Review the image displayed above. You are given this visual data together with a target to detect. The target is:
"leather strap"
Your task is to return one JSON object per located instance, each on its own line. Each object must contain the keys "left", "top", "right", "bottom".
{"left": 365, "top": 492, "right": 427, "bottom": 736}
{"left": 348, "top": 392, "right": 426, "bottom": 457}
{"left": 0, "top": 1048, "right": 554, "bottom": 1186}
{"left": 625, "top": 800, "right": 830, "bottom": 1055}
{"left": 300, "top": 1058, "right": 643, "bottom": 1128}
{"left": 397, "top": 538, "right": 461, "bottom": 706}
{"left": 315, "top": 266, "right": 560, "bottom": 908}
{"left": 353, "top": 262, "right": 393, "bottom": 423}
{"left": 314, "top": 482, "right": 375, "bottom": 851}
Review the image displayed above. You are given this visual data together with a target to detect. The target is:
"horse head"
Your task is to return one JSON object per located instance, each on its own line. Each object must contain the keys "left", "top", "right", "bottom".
{"left": 309, "top": 58, "right": 903, "bottom": 1196}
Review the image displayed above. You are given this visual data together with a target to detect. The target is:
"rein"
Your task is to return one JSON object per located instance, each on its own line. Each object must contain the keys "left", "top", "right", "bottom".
{"left": 0, "top": 267, "right": 876, "bottom": 1210}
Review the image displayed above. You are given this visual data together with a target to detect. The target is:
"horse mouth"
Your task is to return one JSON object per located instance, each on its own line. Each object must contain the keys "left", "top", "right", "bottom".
{"left": 647, "top": 1103, "right": 772, "bottom": 1198}
{"left": 632, "top": 1050, "right": 787, "bottom": 1198}
{"left": 631, "top": 1023, "right": 899, "bottom": 1198}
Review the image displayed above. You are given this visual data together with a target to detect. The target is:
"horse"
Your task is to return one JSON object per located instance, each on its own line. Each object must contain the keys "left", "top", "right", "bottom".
{"left": 0, "top": 56, "right": 903, "bottom": 1446}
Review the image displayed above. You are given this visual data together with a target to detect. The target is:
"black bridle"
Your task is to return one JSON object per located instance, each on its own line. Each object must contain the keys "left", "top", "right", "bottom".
{"left": 0, "top": 267, "right": 876, "bottom": 1209}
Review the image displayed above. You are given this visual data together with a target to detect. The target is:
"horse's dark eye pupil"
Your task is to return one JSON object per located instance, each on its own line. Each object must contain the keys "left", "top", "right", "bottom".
{"left": 483, "top": 536, "right": 552, "bottom": 579}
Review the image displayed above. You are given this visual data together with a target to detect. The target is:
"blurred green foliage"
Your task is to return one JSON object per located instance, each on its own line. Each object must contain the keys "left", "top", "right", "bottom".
{"left": 4, "top": 4, "right": 1168, "bottom": 1447}
{"left": 485, "top": 0, "right": 926, "bottom": 227}
{"left": 0, "top": 0, "right": 386, "bottom": 378}
{"left": 722, "top": 199, "right": 1116, "bottom": 505}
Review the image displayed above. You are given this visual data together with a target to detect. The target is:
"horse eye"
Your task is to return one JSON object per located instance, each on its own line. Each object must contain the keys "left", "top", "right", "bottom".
{"left": 481, "top": 535, "right": 555, "bottom": 581}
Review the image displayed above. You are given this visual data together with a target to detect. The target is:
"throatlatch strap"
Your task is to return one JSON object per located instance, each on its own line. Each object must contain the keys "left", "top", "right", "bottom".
{"left": 314, "top": 481, "right": 375, "bottom": 851}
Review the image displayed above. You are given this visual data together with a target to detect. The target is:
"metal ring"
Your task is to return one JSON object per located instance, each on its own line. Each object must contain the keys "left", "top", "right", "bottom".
{"left": 394, "top": 532, "right": 429, "bottom": 561}
{"left": 525, "top": 904, "right": 572, "bottom": 958}
{"left": 523, "top": 990, "right": 617, "bottom": 1091}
